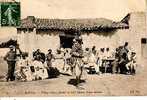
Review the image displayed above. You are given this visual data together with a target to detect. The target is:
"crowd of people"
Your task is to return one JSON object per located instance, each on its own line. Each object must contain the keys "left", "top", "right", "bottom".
{"left": 3, "top": 36, "right": 137, "bottom": 83}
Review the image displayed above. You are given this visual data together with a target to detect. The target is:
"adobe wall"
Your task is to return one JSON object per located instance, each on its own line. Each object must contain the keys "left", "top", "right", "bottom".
{"left": 116, "top": 12, "right": 146, "bottom": 63}
{"left": 82, "top": 12, "right": 147, "bottom": 63}
{"left": 17, "top": 12, "right": 147, "bottom": 62}
{"left": 82, "top": 32, "right": 118, "bottom": 51}
{"left": 17, "top": 30, "right": 60, "bottom": 57}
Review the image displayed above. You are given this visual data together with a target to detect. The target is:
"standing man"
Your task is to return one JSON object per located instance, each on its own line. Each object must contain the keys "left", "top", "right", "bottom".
{"left": 118, "top": 42, "right": 129, "bottom": 74}
{"left": 4, "top": 45, "right": 17, "bottom": 81}
{"left": 46, "top": 49, "right": 59, "bottom": 78}
{"left": 63, "top": 49, "right": 71, "bottom": 73}
{"left": 112, "top": 48, "right": 120, "bottom": 74}
{"left": 70, "top": 36, "right": 84, "bottom": 86}
{"left": 46, "top": 49, "right": 55, "bottom": 68}
{"left": 120, "top": 42, "right": 129, "bottom": 58}
{"left": 92, "top": 46, "right": 97, "bottom": 55}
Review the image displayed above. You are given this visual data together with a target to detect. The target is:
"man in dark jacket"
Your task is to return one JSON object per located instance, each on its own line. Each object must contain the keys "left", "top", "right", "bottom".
{"left": 4, "top": 45, "right": 17, "bottom": 81}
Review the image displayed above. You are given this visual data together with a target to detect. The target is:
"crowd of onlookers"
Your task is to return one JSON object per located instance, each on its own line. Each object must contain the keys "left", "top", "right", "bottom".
{"left": 90, "top": 42, "right": 137, "bottom": 75}
{"left": 58, "top": 42, "right": 137, "bottom": 75}
{"left": 3, "top": 41, "right": 137, "bottom": 82}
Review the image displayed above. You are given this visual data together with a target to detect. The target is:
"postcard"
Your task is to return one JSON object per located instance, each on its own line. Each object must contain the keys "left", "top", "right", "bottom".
{"left": 0, "top": 0, "right": 147, "bottom": 96}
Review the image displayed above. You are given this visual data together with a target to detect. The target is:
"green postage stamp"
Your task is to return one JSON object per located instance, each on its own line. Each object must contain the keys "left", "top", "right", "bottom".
{"left": 0, "top": 2, "right": 20, "bottom": 26}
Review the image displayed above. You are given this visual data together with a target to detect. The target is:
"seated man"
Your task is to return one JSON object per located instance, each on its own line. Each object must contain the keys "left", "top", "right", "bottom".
{"left": 83, "top": 48, "right": 100, "bottom": 75}
{"left": 15, "top": 54, "right": 32, "bottom": 81}
{"left": 105, "top": 48, "right": 113, "bottom": 58}
{"left": 88, "top": 51, "right": 100, "bottom": 75}
{"left": 32, "top": 60, "right": 48, "bottom": 80}
{"left": 82, "top": 48, "right": 90, "bottom": 64}
{"left": 126, "top": 52, "right": 137, "bottom": 75}
{"left": 33, "top": 49, "right": 45, "bottom": 63}
{"left": 119, "top": 53, "right": 128, "bottom": 74}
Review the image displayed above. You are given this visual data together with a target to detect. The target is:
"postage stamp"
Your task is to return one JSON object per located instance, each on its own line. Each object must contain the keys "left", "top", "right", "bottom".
{"left": 0, "top": 2, "right": 20, "bottom": 26}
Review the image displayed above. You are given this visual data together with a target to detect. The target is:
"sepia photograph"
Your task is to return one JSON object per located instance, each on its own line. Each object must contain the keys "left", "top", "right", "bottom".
{"left": 0, "top": 0, "right": 147, "bottom": 96}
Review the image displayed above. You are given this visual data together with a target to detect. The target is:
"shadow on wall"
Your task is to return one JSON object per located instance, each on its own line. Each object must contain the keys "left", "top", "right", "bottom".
{"left": 82, "top": 29, "right": 117, "bottom": 37}
{"left": 34, "top": 28, "right": 117, "bottom": 37}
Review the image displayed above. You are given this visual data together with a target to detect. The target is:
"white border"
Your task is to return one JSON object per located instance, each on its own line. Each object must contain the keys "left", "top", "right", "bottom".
{"left": 0, "top": 97, "right": 147, "bottom": 100}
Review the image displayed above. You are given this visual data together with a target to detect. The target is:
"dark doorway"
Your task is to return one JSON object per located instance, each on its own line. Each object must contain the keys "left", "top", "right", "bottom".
{"left": 59, "top": 30, "right": 79, "bottom": 48}
{"left": 60, "top": 36, "right": 74, "bottom": 48}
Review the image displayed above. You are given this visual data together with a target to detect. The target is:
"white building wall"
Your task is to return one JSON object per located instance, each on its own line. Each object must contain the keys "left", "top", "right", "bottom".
{"left": 17, "top": 30, "right": 60, "bottom": 57}
{"left": 82, "top": 33, "right": 118, "bottom": 52}
{"left": 35, "top": 32, "right": 60, "bottom": 54}
{"left": 17, "top": 30, "right": 37, "bottom": 58}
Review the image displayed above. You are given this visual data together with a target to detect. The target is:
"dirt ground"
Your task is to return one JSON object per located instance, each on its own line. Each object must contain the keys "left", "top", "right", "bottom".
{"left": 0, "top": 57, "right": 147, "bottom": 96}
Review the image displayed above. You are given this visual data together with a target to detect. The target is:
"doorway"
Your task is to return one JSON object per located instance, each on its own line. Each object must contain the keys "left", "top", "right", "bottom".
{"left": 60, "top": 36, "right": 74, "bottom": 48}
{"left": 59, "top": 30, "right": 80, "bottom": 48}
